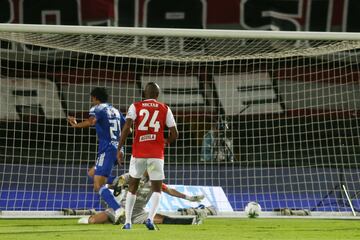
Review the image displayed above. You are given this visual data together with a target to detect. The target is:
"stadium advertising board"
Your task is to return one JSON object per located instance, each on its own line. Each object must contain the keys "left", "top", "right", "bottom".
{"left": 145, "top": 185, "right": 234, "bottom": 212}
{"left": 0, "top": 76, "right": 65, "bottom": 120}
{"left": 1, "top": 66, "right": 359, "bottom": 121}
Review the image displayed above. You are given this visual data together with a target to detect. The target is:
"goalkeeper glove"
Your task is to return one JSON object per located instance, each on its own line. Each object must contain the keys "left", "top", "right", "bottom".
{"left": 185, "top": 194, "right": 205, "bottom": 202}
{"left": 113, "top": 176, "right": 128, "bottom": 197}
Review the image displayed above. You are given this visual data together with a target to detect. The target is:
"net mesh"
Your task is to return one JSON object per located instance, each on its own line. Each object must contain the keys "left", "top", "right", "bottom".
{"left": 1, "top": 27, "right": 360, "bottom": 214}
{"left": 1, "top": 31, "right": 360, "bottom": 60}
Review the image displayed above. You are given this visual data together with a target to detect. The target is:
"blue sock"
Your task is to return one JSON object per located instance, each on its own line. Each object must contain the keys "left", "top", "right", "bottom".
{"left": 107, "top": 175, "right": 115, "bottom": 185}
{"left": 99, "top": 185, "right": 120, "bottom": 211}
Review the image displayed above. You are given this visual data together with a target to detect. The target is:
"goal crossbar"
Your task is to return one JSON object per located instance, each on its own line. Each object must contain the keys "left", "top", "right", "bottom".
{"left": 0, "top": 24, "right": 360, "bottom": 41}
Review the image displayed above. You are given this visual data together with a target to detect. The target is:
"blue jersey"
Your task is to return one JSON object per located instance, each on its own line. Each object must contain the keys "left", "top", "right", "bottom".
{"left": 89, "top": 103, "right": 125, "bottom": 153}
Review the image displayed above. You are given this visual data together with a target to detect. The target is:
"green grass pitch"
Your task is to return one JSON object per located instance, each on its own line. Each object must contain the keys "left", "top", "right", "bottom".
{"left": 1, "top": 218, "right": 360, "bottom": 240}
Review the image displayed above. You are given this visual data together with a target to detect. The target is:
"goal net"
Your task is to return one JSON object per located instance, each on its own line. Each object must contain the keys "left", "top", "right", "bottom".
{"left": 1, "top": 24, "right": 360, "bottom": 217}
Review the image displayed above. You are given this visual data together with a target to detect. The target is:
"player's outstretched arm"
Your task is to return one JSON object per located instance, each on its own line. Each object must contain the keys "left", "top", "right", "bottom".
{"left": 67, "top": 116, "right": 96, "bottom": 128}
{"left": 163, "top": 187, "right": 205, "bottom": 202}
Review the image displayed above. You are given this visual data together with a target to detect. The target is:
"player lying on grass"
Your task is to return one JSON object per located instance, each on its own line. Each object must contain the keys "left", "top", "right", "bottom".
{"left": 78, "top": 172, "right": 206, "bottom": 225}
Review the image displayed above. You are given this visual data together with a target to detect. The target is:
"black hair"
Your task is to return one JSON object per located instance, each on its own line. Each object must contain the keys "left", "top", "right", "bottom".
{"left": 144, "top": 82, "right": 160, "bottom": 99}
{"left": 90, "top": 87, "right": 108, "bottom": 103}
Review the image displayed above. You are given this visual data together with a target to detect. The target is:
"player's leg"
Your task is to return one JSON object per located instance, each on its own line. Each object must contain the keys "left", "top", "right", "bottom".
{"left": 78, "top": 210, "right": 114, "bottom": 224}
{"left": 94, "top": 150, "right": 122, "bottom": 221}
{"left": 88, "top": 212, "right": 112, "bottom": 224}
{"left": 92, "top": 208, "right": 124, "bottom": 225}
{"left": 145, "top": 158, "right": 164, "bottom": 230}
{"left": 123, "top": 157, "right": 146, "bottom": 229}
{"left": 154, "top": 214, "right": 165, "bottom": 224}
{"left": 155, "top": 214, "right": 196, "bottom": 225}
{"left": 94, "top": 175, "right": 121, "bottom": 212}
{"left": 147, "top": 180, "right": 162, "bottom": 220}
{"left": 132, "top": 211, "right": 148, "bottom": 225}
{"left": 88, "top": 166, "right": 115, "bottom": 185}
{"left": 123, "top": 176, "right": 140, "bottom": 228}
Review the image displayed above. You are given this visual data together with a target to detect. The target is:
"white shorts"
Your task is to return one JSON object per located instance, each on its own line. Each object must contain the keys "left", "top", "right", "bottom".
{"left": 129, "top": 156, "right": 165, "bottom": 180}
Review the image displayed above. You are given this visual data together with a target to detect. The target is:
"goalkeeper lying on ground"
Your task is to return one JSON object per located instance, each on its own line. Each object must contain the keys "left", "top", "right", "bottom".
{"left": 78, "top": 171, "right": 206, "bottom": 225}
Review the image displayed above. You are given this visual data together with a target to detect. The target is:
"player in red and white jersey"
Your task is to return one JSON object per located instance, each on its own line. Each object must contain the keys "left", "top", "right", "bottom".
{"left": 117, "top": 82, "right": 178, "bottom": 230}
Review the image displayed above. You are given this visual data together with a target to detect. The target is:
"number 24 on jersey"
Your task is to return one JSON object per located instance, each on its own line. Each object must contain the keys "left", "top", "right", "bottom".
{"left": 138, "top": 109, "right": 160, "bottom": 132}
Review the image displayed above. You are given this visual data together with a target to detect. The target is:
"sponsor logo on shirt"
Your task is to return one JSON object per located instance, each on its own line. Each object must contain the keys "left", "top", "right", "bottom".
{"left": 140, "top": 134, "right": 157, "bottom": 142}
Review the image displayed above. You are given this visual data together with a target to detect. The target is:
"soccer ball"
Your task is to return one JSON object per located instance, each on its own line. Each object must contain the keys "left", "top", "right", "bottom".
{"left": 244, "top": 202, "right": 261, "bottom": 218}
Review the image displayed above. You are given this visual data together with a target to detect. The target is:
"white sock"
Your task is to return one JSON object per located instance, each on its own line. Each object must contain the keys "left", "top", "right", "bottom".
{"left": 125, "top": 192, "right": 136, "bottom": 224}
{"left": 147, "top": 192, "right": 161, "bottom": 222}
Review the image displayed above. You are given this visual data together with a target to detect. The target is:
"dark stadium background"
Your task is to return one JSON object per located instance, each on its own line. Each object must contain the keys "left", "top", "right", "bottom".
{"left": 1, "top": 0, "right": 360, "bottom": 212}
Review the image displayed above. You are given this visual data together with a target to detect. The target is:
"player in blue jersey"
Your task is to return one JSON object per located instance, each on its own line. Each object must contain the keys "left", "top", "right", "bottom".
{"left": 67, "top": 87, "right": 125, "bottom": 223}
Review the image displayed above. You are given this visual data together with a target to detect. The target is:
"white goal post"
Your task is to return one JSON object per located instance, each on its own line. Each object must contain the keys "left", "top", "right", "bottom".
{"left": 1, "top": 24, "right": 360, "bottom": 218}
{"left": 1, "top": 23, "right": 360, "bottom": 39}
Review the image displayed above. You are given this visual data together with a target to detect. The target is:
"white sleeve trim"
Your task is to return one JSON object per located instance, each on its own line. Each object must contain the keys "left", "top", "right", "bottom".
{"left": 126, "top": 104, "right": 137, "bottom": 120}
{"left": 89, "top": 106, "right": 96, "bottom": 116}
{"left": 166, "top": 107, "right": 176, "bottom": 128}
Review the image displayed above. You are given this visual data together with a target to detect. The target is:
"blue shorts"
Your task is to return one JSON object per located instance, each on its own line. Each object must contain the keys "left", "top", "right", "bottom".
{"left": 95, "top": 147, "right": 118, "bottom": 177}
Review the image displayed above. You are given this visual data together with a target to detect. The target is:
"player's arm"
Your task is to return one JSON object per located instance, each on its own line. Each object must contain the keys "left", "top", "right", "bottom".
{"left": 117, "top": 118, "right": 132, "bottom": 164}
{"left": 163, "top": 184, "right": 204, "bottom": 202}
{"left": 120, "top": 112, "right": 133, "bottom": 134}
{"left": 117, "top": 104, "right": 136, "bottom": 164}
{"left": 165, "top": 108, "right": 178, "bottom": 144}
{"left": 166, "top": 126, "right": 178, "bottom": 144}
{"left": 118, "top": 119, "right": 132, "bottom": 149}
{"left": 67, "top": 116, "right": 96, "bottom": 128}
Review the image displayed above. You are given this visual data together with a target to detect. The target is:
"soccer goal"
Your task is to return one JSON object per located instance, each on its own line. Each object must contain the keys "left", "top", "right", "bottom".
{"left": 1, "top": 24, "right": 360, "bottom": 218}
